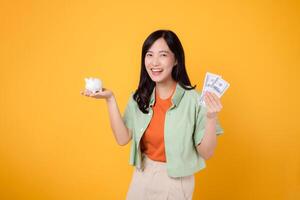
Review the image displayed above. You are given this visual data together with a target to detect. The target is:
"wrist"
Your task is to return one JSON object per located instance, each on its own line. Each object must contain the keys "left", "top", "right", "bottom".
{"left": 206, "top": 112, "right": 217, "bottom": 119}
{"left": 106, "top": 94, "right": 115, "bottom": 103}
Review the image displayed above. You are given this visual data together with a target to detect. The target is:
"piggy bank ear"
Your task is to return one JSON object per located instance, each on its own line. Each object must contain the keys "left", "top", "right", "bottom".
{"left": 84, "top": 78, "right": 89, "bottom": 83}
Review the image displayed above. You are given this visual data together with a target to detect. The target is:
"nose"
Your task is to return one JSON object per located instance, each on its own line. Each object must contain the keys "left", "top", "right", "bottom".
{"left": 150, "top": 56, "right": 160, "bottom": 66}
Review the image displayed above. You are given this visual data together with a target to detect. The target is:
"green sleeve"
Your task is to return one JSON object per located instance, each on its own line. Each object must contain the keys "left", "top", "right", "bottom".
{"left": 122, "top": 94, "right": 134, "bottom": 131}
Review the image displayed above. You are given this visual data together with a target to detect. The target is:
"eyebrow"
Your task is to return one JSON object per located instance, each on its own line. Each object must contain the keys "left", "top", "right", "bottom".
{"left": 146, "top": 50, "right": 170, "bottom": 53}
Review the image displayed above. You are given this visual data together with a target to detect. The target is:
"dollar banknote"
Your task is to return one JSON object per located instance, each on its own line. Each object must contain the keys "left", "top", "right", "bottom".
{"left": 198, "top": 72, "right": 230, "bottom": 107}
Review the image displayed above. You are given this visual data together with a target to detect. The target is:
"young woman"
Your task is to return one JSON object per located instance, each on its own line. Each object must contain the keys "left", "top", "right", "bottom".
{"left": 81, "top": 29, "right": 224, "bottom": 200}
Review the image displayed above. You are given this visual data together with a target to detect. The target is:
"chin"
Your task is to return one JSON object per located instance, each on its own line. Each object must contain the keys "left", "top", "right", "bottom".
{"left": 152, "top": 78, "right": 167, "bottom": 84}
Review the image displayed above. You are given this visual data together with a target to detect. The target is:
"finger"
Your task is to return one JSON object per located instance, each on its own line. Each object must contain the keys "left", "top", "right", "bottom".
{"left": 84, "top": 91, "right": 89, "bottom": 96}
{"left": 90, "top": 92, "right": 96, "bottom": 97}
{"left": 205, "top": 99, "right": 215, "bottom": 114}
{"left": 210, "top": 92, "right": 219, "bottom": 103}
{"left": 207, "top": 97, "right": 221, "bottom": 112}
{"left": 91, "top": 91, "right": 102, "bottom": 98}
{"left": 85, "top": 89, "right": 92, "bottom": 96}
{"left": 207, "top": 94, "right": 220, "bottom": 112}
{"left": 210, "top": 93, "right": 223, "bottom": 111}
{"left": 204, "top": 95, "right": 216, "bottom": 112}
{"left": 208, "top": 92, "right": 222, "bottom": 110}
{"left": 206, "top": 93, "right": 218, "bottom": 110}
{"left": 210, "top": 93, "right": 222, "bottom": 106}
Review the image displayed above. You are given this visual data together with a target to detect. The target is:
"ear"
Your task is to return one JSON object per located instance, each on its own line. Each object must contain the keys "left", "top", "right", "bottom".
{"left": 174, "top": 59, "right": 178, "bottom": 66}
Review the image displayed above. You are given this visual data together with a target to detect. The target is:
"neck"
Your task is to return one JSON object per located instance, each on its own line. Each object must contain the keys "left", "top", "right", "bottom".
{"left": 155, "top": 79, "right": 177, "bottom": 100}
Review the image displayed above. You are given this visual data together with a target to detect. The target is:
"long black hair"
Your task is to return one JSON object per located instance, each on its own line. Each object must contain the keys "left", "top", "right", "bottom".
{"left": 133, "top": 29, "right": 196, "bottom": 113}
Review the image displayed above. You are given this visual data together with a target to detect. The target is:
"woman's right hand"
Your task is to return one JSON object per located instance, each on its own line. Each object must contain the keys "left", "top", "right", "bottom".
{"left": 80, "top": 88, "right": 114, "bottom": 101}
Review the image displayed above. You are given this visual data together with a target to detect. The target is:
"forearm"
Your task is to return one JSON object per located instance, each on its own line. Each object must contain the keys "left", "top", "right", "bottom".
{"left": 105, "top": 95, "right": 131, "bottom": 146}
{"left": 196, "top": 116, "right": 218, "bottom": 160}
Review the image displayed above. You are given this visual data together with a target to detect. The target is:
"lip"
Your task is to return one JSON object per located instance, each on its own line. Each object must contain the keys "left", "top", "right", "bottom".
{"left": 151, "top": 68, "right": 164, "bottom": 76}
{"left": 151, "top": 69, "right": 163, "bottom": 76}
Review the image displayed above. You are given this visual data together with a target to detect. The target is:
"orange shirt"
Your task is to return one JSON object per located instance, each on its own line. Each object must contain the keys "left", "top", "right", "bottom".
{"left": 140, "top": 84, "right": 176, "bottom": 162}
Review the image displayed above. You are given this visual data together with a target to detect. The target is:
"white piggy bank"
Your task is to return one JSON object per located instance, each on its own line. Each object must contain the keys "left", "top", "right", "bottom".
{"left": 84, "top": 77, "right": 102, "bottom": 93}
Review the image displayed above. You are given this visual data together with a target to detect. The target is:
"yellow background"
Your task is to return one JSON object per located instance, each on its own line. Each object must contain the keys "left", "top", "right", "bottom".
{"left": 1, "top": 0, "right": 299, "bottom": 199}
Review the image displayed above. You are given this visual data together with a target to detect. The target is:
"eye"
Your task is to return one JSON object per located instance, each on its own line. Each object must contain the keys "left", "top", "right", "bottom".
{"left": 146, "top": 54, "right": 152, "bottom": 57}
{"left": 161, "top": 54, "right": 167, "bottom": 57}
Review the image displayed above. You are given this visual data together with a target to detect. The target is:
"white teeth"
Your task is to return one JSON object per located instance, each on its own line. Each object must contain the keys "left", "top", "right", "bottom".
{"left": 151, "top": 69, "right": 163, "bottom": 72}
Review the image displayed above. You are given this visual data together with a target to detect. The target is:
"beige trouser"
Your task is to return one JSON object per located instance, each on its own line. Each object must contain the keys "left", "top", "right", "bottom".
{"left": 126, "top": 153, "right": 195, "bottom": 200}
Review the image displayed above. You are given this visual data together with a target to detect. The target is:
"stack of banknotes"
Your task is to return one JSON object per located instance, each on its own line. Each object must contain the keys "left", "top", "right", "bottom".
{"left": 198, "top": 72, "right": 230, "bottom": 107}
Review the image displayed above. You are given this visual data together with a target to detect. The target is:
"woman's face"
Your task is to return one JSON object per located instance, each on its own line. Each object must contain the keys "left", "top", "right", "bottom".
{"left": 144, "top": 37, "right": 177, "bottom": 84}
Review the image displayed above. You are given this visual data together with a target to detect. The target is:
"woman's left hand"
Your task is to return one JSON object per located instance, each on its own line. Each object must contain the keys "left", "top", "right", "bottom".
{"left": 204, "top": 91, "right": 223, "bottom": 119}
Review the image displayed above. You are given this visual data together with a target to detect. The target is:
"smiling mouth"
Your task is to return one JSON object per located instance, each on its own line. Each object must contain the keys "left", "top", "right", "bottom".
{"left": 151, "top": 68, "right": 163, "bottom": 76}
